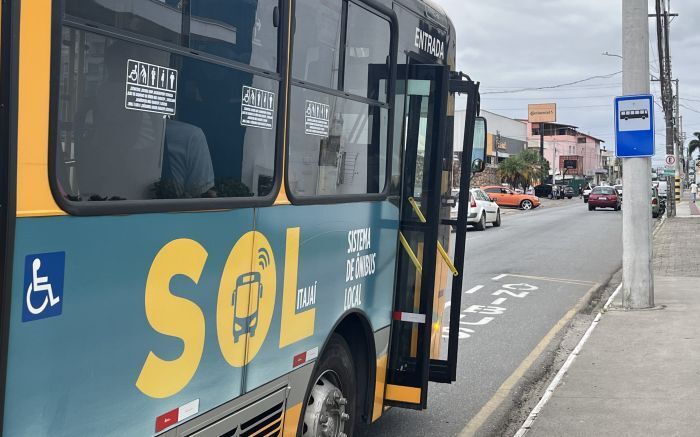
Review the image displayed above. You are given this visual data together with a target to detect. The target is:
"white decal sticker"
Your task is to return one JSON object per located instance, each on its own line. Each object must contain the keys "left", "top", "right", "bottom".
{"left": 305, "top": 100, "right": 330, "bottom": 136}
{"left": 241, "top": 86, "right": 275, "bottom": 129}
{"left": 125, "top": 59, "right": 177, "bottom": 116}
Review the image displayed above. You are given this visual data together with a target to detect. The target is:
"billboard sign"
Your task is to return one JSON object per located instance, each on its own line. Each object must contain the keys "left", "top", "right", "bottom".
{"left": 528, "top": 103, "right": 557, "bottom": 123}
{"left": 563, "top": 159, "right": 578, "bottom": 170}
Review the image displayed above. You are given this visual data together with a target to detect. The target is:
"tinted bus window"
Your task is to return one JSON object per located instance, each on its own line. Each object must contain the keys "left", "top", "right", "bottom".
{"left": 190, "top": 0, "right": 278, "bottom": 72}
{"left": 292, "top": 0, "right": 342, "bottom": 89}
{"left": 56, "top": 28, "right": 277, "bottom": 202}
{"left": 65, "top": 0, "right": 184, "bottom": 46}
{"left": 287, "top": 87, "right": 387, "bottom": 197}
{"left": 344, "top": 3, "right": 390, "bottom": 102}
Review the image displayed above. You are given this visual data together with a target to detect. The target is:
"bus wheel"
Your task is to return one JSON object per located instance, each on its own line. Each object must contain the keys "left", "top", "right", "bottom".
{"left": 302, "top": 334, "right": 356, "bottom": 437}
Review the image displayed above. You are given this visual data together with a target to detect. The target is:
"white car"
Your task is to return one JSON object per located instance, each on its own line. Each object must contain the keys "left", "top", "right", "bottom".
{"left": 467, "top": 188, "right": 501, "bottom": 231}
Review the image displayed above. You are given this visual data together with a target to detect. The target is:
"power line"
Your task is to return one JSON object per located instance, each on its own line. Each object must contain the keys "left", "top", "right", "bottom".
{"left": 481, "top": 71, "right": 622, "bottom": 95}
{"left": 483, "top": 94, "right": 617, "bottom": 101}
{"left": 486, "top": 104, "right": 612, "bottom": 111}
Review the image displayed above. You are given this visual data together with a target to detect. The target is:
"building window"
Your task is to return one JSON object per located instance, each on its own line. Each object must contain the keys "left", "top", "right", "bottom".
{"left": 578, "top": 137, "right": 587, "bottom": 144}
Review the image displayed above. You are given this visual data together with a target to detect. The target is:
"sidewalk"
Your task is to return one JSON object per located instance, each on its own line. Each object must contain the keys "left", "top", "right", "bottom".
{"left": 523, "top": 217, "right": 700, "bottom": 437}
{"left": 676, "top": 189, "right": 700, "bottom": 218}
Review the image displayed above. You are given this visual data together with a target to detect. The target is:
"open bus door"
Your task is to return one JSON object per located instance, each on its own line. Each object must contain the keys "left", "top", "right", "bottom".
{"left": 385, "top": 64, "right": 485, "bottom": 409}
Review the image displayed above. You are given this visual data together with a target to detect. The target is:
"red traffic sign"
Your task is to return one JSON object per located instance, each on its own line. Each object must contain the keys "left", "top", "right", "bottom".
{"left": 665, "top": 155, "right": 676, "bottom": 167}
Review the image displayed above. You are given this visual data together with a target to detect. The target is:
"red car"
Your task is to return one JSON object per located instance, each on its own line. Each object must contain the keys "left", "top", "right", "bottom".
{"left": 588, "top": 186, "right": 621, "bottom": 211}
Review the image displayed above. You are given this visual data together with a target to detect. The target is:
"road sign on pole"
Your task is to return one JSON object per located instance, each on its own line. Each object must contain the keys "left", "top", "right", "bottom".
{"left": 665, "top": 154, "right": 676, "bottom": 168}
{"left": 614, "top": 94, "right": 655, "bottom": 157}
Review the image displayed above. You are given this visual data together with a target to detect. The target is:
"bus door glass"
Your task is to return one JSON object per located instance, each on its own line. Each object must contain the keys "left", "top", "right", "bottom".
{"left": 385, "top": 63, "right": 448, "bottom": 409}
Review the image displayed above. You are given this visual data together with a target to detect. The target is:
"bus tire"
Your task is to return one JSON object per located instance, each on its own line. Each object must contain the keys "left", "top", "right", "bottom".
{"left": 302, "top": 334, "right": 356, "bottom": 437}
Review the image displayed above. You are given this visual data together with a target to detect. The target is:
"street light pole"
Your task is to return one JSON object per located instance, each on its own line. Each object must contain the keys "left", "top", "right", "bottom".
{"left": 622, "top": 0, "right": 654, "bottom": 308}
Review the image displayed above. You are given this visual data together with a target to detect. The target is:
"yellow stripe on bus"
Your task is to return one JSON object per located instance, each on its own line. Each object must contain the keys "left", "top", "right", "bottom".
{"left": 384, "top": 384, "right": 421, "bottom": 404}
{"left": 16, "top": 0, "right": 65, "bottom": 217}
{"left": 282, "top": 402, "right": 301, "bottom": 437}
{"left": 372, "top": 354, "right": 388, "bottom": 422}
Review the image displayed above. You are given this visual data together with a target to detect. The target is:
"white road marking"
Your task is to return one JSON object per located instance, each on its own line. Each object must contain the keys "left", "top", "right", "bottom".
{"left": 492, "top": 274, "right": 508, "bottom": 281}
{"left": 503, "top": 283, "right": 539, "bottom": 291}
{"left": 465, "top": 285, "right": 484, "bottom": 294}
{"left": 491, "top": 297, "right": 507, "bottom": 305}
{"left": 514, "top": 284, "right": 622, "bottom": 437}
{"left": 459, "top": 316, "right": 494, "bottom": 326}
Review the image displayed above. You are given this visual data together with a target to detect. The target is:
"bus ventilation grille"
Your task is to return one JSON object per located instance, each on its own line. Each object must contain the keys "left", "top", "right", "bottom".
{"left": 238, "top": 401, "right": 284, "bottom": 437}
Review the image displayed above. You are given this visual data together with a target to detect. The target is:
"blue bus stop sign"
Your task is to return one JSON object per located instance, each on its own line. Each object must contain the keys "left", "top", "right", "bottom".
{"left": 615, "top": 94, "right": 655, "bottom": 157}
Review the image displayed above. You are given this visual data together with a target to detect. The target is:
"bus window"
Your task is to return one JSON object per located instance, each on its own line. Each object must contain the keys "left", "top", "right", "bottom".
{"left": 343, "top": 2, "right": 391, "bottom": 102}
{"left": 56, "top": 29, "right": 278, "bottom": 203}
{"left": 292, "top": 0, "right": 342, "bottom": 89}
{"left": 287, "top": 88, "right": 388, "bottom": 197}
{"left": 65, "top": 0, "right": 184, "bottom": 46}
{"left": 189, "top": 0, "right": 279, "bottom": 72}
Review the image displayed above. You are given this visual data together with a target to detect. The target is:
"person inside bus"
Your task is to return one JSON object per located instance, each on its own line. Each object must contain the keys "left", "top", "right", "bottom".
{"left": 158, "top": 119, "right": 216, "bottom": 199}
{"left": 69, "top": 38, "right": 168, "bottom": 201}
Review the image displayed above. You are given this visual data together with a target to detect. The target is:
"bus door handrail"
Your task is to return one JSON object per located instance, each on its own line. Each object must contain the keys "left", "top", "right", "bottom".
{"left": 407, "top": 197, "right": 458, "bottom": 277}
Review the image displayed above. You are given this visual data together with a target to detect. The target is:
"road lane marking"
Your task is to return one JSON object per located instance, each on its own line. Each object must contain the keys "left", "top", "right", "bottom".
{"left": 494, "top": 273, "right": 596, "bottom": 286}
{"left": 465, "top": 285, "right": 484, "bottom": 294}
{"left": 491, "top": 298, "right": 507, "bottom": 305}
{"left": 458, "top": 282, "right": 601, "bottom": 437}
{"left": 514, "top": 284, "right": 622, "bottom": 436}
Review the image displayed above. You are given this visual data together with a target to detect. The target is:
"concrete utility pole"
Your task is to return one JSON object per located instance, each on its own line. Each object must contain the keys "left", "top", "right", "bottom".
{"left": 674, "top": 79, "right": 682, "bottom": 188}
{"left": 655, "top": 0, "right": 678, "bottom": 215}
{"left": 622, "top": 0, "right": 654, "bottom": 309}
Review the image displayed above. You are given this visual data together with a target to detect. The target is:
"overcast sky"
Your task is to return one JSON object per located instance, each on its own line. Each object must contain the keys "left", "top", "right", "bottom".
{"left": 436, "top": 0, "right": 700, "bottom": 167}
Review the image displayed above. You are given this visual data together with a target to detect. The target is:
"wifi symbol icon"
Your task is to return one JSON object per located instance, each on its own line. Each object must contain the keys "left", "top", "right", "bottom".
{"left": 257, "top": 248, "right": 271, "bottom": 270}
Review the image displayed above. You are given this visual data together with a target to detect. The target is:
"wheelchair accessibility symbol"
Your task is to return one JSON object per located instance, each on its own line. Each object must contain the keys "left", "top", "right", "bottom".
{"left": 23, "top": 252, "right": 65, "bottom": 322}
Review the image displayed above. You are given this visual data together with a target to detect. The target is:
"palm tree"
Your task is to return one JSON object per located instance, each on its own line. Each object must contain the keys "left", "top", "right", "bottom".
{"left": 689, "top": 132, "right": 700, "bottom": 158}
{"left": 498, "top": 156, "right": 525, "bottom": 188}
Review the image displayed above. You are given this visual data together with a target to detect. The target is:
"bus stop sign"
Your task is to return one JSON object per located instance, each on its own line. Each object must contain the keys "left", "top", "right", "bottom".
{"left": 615, "top": 94, "right": 655, "bottom": 158}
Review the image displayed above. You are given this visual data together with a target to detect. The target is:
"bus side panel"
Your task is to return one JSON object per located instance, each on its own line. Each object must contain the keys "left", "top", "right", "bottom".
{"left": 249, "top": 201, "right": 399, "bottom": 395}
{"left": 3, "top": 211, "right": 254, "bottom": 436}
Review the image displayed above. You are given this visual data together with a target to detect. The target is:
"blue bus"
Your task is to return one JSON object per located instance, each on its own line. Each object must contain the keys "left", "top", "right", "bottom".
{"left": 0, "top": 0, "right": 486, "bottom": 435}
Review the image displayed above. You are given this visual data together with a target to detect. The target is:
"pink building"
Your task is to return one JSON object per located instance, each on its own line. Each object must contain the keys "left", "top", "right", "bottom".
{"left": 527, "top": 122, "right": 607, "bottom": 183}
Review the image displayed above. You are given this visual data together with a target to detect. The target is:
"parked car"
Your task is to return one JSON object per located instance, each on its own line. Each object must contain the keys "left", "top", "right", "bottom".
{"left": 651, "top": 186, "right": 663, "bottom": 218}
{"left": 582, "top": 183, "right": 596, "bottom": 203}
{"left": 468, "top": 189, "right": 501, "bottom": 230}
{"left": 588, "top": 186, "right": 621, "bottom": 211}
{"left": 614, "top": 185, "right": 623, "bottom": 199}
{"left": 653, "top": 178, "right": 668, "bottom": 198}
{"left": 481, "top": 185, "right": 541, "bottom": 210}
{"left": 562, "top": 186, "right": 575, "bottom": 199}
{"left": 534, "top": 184, "right": 557, "bottom": 199}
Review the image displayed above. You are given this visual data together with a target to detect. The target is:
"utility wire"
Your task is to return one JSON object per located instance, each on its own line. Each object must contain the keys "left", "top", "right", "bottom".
{"left": 481, "top": 72, "right": 622, "bottom": 95}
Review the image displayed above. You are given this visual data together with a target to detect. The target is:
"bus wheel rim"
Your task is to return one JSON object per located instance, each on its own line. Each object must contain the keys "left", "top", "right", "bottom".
{"left": 303, "top": 371, "right": 349, "bottom": 437}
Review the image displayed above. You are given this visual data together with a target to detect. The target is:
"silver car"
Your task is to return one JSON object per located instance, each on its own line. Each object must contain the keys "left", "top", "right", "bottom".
{"left": 467, "top": 188, "right": 502, "bottom": 231}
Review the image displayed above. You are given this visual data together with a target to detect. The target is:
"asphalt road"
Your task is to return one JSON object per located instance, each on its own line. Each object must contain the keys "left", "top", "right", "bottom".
{"left": 370, "top": 199, "right": 624, "bottom": 436}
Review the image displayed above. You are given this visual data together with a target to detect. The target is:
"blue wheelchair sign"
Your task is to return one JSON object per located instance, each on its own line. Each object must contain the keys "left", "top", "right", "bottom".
{"left": 615, "top": 94, "right": 655, "bottom": 157}
{"left": 22, "top": 252, "right": 65, "bottom": 322}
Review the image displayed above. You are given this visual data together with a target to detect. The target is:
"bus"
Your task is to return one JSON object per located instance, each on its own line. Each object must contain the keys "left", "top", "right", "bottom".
{"left": 0, "top": 0, "right": 486, "bottom": 435}
{"left": 620, "top": 109, "right": 649, "bottom": 120}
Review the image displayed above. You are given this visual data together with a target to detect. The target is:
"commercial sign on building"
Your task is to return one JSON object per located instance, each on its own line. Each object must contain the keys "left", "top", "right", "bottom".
{"left": 559, "top": 156, "right": 582, "bottom": 175}
{"left": 528, "top": 103, "right": 557, "bottom": 123}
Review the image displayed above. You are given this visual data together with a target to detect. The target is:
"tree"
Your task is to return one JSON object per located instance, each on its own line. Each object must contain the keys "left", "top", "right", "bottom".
{"left": 498, "top": 155, "right": 526, "bottom": 188}
{"left": 498, "top": 149, "right": 550, "bottom": 189}
{"left": 689, "top": 132, "right": 700, "bottom": 158}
